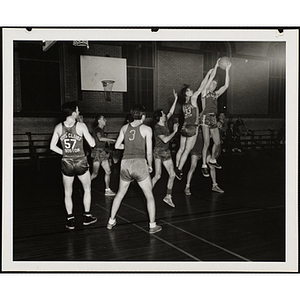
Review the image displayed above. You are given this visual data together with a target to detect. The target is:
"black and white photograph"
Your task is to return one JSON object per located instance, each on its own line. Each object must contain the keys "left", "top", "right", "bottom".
{"left": 2, "top": 28, "right": 298, "bottom": 276}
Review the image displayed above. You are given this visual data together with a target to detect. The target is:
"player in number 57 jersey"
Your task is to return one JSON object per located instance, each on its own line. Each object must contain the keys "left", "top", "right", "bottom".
{"left": 107, "top": 104, "right": 162, "bottom": 234}
{"left": 50, "top": 101, "right": 96, "bottom": 230}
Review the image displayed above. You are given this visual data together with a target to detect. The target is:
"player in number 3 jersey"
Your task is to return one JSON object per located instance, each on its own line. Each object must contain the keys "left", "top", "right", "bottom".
{"left": 107, "top": 104, "right": 162, "bottom": 234}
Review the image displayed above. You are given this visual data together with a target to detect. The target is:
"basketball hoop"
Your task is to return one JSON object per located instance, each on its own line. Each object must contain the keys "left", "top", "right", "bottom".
{"left": 101, "top": 80, "right": 115, "bottom": 101}
{"left": 73, "top": 40, "right": 89, "bottom": 49}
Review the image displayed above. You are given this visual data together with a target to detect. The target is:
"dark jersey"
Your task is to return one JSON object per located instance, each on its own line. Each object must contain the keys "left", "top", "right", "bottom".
{"left": 154, "top": 123, "right": 170, "bottom": 151}
{"left": 93, "top": 126, "right": 106, "bottom": 149}
{"left": 202, "top": 91, "right": 218, "bottom": 115}
{"left": 182, "top": 99, "right": 198, "bottom": 125}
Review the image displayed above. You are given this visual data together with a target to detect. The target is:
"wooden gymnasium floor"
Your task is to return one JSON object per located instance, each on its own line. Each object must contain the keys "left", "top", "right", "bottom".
{"left": 13, "top": 148, "right": 285, "bottom": 263}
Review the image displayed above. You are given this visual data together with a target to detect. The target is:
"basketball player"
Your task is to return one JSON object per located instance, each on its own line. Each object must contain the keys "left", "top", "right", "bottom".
{"left": 184, "top": 126, "right": 224, "bottom": 196}
{"left": 175, "top": 64, "right": 217, "bottom": 180}
{"left": 152, "top": 90, "right": 179, "bottom": 208}
{"left": 90, "top": 115, "right": 116, "bottom": 196}
{"left": 200, "top": 59, "right": 231, "bottom": 177}
{"left": 107, "top": 104, "right": 162, "bottom": 234}
{"left": 50, "top": 101, "right": 97, "bottom": 230}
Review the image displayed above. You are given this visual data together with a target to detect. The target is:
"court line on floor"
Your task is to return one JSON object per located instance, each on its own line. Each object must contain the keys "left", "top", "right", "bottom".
{"left": 168, "top": 205, "right": 284, "bottom": 225}
{"left": 93, "top": 188, "right": 202, "bottom": 260}
{"left": 93, "top": 188, "right": 279, "bottom": 262}
{"left": 120, "top": 202, "right": 251, "bottom": 261}
{"left": 119, "top": 196, "right": 283, "bottom": 227}
{"left": 160, "top": 220, "right": 251, "bottom": 261}
{"left": 120, "top": 201, "right": 283, "bottom": 261}
{"left": 94, "top": 202, "right": 202, "bottom": 261}
{"left": 97, "top": 195, "right": 249, "bottom": 261}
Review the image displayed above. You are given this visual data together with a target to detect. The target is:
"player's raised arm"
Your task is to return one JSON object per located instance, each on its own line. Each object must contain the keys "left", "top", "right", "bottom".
{"left": 193, "top": 68, "right": 213, "bottom": 100}
{"left": 202, "top": 59, "right": 220, "bottom": 95}
{"left": 215, "top": 62, "right": 231, "bottom": 97}
{"left": 166, "top": 89, "right": 178, "bottom": 119}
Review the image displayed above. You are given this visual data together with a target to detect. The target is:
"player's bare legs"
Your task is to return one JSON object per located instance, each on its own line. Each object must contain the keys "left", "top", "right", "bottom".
{"left": 209, "top": 128, "right": 221, "bottom": 165}
{"left": 78, "top": 171, "right": 92, "bottom": 212}
{"left": 62, "top": 174, "right": 75, "bottom": 215}
{"left": 176, "top": 136, "right": 187, "bottom": 168}
{"left": 90, "top": 161, "right": 100, "bottom": 180}
{"left": 101, "top": 159, "right": 112, "bottom": 190}
{"left": 137, "top": 176, "right": 156, "bottom": 223}
{"left": 109, "top": 178, "right": 131, "bottom": 220}
{"left": 152, "top": 159, "right": 162, "bottom": 188}
{"left": 177, "top": 134, "right": 198, "bottom": 171}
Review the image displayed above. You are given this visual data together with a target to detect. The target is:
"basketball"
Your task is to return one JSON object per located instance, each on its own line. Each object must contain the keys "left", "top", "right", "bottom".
{"left": 219, "top": 57, "right": 231, "bottom": 70}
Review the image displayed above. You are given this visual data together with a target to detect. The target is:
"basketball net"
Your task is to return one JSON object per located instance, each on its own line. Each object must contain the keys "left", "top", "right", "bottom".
{"left": 101, "top": 80, "right": 115, "bottom": 101}
{"left": 73, "top": 40, "right": 89, "bottom": 49}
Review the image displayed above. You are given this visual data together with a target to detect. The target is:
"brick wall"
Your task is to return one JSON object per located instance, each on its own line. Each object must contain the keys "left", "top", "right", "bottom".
{"left": 13, "top": 42, "right": 284, "bottom": 136}
{"left": 13, "top": 116, "right": 155, "bottom": 136}
{"left": 13, "top": 117, "right": 59, "bottom": 134}
{"left": 157, "top": 50, "right": 204, "bottom": 115}
{"left": 13, "top": 116, "right": 284, "bottom": 136}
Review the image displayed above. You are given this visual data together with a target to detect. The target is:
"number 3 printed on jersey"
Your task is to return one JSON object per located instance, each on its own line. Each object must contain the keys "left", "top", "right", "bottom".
{"left": 129, "top": 130, "right": 136, "bottom": 141}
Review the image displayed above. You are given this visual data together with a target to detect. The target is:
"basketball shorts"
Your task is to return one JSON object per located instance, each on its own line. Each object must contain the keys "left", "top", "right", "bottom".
{"left": 181, "top": 124, "right": 198, "bottom": 137}
{"left": 61, "top": 156, "right": 89, "bottom": 177}
{"left": 91, "top": 148, "right": 110, "bottom": 163}
{"left": 120, "top": 158, "right": 150, "bottom": 182}
{"left": 200, "top": 113, "right": 218, "bottom": 129}
{"left": 153, "top": 147, "right": 172, "bottom": 162}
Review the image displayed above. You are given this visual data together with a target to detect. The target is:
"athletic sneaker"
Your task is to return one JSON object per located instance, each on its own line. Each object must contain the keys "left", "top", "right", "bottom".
{"left": 149, "top": 225, "right": 162, "bottom": 234}
{"left": 83, "top": 214, "right": 97, "bottom": 226}
{"left": 212, "top": 185, "right": 224, "bottom": 193}
{"left": 175, "top": 168, "right": 183, "bottom": 180}
{"left": 105, "top": 188, "right": 116, "bottom": 196}
{"left": 201, "top": 167, "right": 210, "bottom": 177}
{"left": 163, "top": 195, "right": 175, "bottom": 208}
{"left": 66, "top": 217, "right": 75, "bottom": 230}
{"left": 208, "top": 161, "right": 222, "bottom": 169}
{"left": 107, "top": 219, "right": 117, "bottom": 230}
{"left": 184, "top": 186, "right": 191, "bottom": 196}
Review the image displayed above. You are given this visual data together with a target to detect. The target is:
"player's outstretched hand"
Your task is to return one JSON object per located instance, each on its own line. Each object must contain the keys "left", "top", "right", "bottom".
{"left": 173, "top": 89, "right": 178, "bottom": 99}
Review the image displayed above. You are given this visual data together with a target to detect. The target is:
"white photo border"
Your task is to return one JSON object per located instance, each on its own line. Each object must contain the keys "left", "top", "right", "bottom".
{"left": 2, "top": 27, "right": 299, "bottom": 272}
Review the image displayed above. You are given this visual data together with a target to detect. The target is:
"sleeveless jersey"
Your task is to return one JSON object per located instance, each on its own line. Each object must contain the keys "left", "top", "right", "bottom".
{"left": 182, "top": 99, "right": 198, "bottom": 125}
{"left": 203, "top": 92, "right": 218, "bottom": 115}
{"left": 93, "top": 126, "right": 106, "bottom": 149}
{"left": 60, "top": 122, "right": 85, "bottom": 158}
{"left": 154, "top": 123, "right": 170, "bottom": 150}
{"left": 122, "top": 123, "right": 146, "bottom": 159}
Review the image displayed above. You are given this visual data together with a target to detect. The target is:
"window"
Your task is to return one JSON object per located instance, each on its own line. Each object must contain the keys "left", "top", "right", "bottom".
{"left": 122, "top": 42, "right": 154, "bottom": 112}
{"left": 268, "top": 43, "right": 286, "bottom": 116}
{"left": 16, "top": 42, "right": 61, "bottom": 113}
